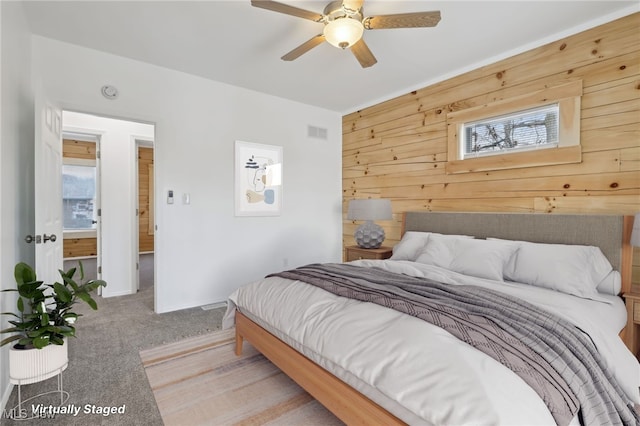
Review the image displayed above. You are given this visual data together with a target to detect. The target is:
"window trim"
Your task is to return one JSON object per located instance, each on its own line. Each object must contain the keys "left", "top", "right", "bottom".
{"left": 446, "top": 80, "right": 582, "bottom": 174}
{"left": 64, "top": 230, "right": 97, "bottom": 239}
{"left": 62, "top": 159, "right": 97, "bottom": 238}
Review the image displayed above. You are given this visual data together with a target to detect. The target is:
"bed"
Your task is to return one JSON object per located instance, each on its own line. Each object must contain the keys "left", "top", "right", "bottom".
{"left": 223, "top": 212, "right": 639, "bottom": 425}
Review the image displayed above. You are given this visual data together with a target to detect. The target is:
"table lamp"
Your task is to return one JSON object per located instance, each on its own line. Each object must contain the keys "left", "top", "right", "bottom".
{"left": 347, "top": 199, "right": 392, "bottom": 249}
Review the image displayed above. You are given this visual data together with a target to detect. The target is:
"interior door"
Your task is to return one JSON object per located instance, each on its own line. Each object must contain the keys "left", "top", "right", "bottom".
{"left": 95, "top": 137, "right": 103, "bottom": 286}
{"left": 34, "top": 92, "right": 63, "bottom": 282}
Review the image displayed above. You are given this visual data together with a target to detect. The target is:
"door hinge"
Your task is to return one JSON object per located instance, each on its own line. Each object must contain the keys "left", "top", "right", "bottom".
{"left": 136, "top": 262, "right": 139, "bottom": 270}
{"left": 98, "top": 266, "right": 102, "bottom": 274}
{"left": 98, "top": 209, "right": 102, "bottom": 217}
{"left": 96, "top": 151, "right": 101, "bottom": 159}
{"left": 136, "top": 209, "right": 139, "bottom": 216}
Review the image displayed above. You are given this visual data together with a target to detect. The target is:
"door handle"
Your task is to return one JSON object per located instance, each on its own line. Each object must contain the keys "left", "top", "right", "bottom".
{"left": 43, "top": 234, "right": 57, "bottom": 243}
{"left": 25, "top": 235, "right": 35, "bottom": 244}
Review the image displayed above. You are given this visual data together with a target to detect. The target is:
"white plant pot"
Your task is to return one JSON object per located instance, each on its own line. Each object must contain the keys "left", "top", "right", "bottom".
{"left": 9, "top": 342, "right": 69, "bottom": 385}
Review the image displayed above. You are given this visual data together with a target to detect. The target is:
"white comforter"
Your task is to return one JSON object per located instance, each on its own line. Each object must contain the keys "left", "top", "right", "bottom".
{"left": 223, "top": 260, "right": 640, "bottom": 425}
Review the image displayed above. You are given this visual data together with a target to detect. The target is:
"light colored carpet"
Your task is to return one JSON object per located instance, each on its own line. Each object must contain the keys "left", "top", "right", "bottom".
{"left": 140, "top": 329, "right": 343, "bottom": 426}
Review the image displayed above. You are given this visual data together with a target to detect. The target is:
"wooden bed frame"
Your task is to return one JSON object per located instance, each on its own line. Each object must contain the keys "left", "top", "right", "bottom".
{"left": 234, "top": 212, "right": 635, "bottom": 425}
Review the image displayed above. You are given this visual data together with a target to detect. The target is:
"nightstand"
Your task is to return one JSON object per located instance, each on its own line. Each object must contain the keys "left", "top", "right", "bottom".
{"left": 344, "top": 245, "right": 392, "bottom": 262}
{"left": 623, "top": 293, "right": 640, "bottom": 358}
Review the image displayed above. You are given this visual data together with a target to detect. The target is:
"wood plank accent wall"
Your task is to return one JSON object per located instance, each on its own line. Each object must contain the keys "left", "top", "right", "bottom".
{"left": 138, "top": 147, "right": 154, "bottom": 253}
{"left": 62, "top": 139, "right": 97, "bottom": 258}
{"left": 342, "top": 13, "right": 640, "bottom": 287}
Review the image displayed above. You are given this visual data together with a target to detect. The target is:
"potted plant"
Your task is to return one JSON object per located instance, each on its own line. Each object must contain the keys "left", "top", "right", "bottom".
{"left": 1, "top": 261, "right": 106, "bottom": 384}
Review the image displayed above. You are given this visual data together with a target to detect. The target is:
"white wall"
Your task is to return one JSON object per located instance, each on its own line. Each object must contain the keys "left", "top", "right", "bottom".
{"left": 0, "top": 1, "right": 35, "bottom": 412}
{"left": 63, "top": 111, "right": 154, "bottom": 298}
{"left": 32, "top": 36, "right": 343, "bottom": 313}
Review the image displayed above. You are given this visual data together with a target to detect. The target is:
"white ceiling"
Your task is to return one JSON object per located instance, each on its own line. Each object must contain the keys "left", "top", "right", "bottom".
{"left": 20, "top": 0, "right": 639, "bottom": 113}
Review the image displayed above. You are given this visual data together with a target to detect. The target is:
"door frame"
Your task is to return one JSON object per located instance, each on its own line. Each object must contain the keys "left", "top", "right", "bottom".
{"left": 56, "top": 108, "right": 156, "bottom": 304}
{"left": 61, "top": 128, "right": 104, "bottom": 285}
{"left": 133, "top": 137, "right": 154, "bottom": 293}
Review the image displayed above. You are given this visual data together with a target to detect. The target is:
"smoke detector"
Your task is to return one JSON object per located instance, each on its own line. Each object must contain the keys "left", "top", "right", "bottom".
{"left": 101, "top": 85, "right": 119, "bottom": 100}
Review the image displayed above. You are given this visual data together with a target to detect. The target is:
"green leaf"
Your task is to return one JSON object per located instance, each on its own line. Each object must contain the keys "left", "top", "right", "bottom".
{"left": 0, "top": 312, "right": 20, "bottom": 318}
{"left": 17, "top": 337, "right": 32, "bottom": 346}
{"left": 27, "top": 328, "right": 47, "bottom": 337}
{"left": 57, "top": 328, "right": 75, "bottom": 338}
{"left": 0, "top": 335, "right": 23, "bottom": 347}
{"left": 53, "top": 282, "right": 72, "bottom": 303}
{"left": 14, "top": 262, "right": 36, "bottom": 285}
{"left": 64, "top": 266, "right": 77, "bottom": 278}
{"left": 33, "top": 335, "right": 50, "bottom": 349}
{"left": 17, "top": 281, "right": 43, "bottom": 299}
{"left": 82, "top": 280, "right": 107, "bottom": 293}
{"left": 78, "top": 261, "right": 85, "bottom": 281}
{"left": 50, "top": 335, "right": 65, "bottom": 345}
{"left": 17, "top": 297, "right": 24, "bottom": 313}
{"left": 7, "top": 321, "right": 30, "bottom": 330}
{"left": 61, "top": 274, "right": 80, "bottom": 292}
{"left": 41, "top": 312, "right": 49, "bottom": 326}
{"left": 76, "top": 292, "right": 98, "bottom": 310}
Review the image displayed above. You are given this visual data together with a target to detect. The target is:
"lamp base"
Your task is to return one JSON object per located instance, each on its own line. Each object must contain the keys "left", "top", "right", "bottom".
{"left": 354, "top": 220, "right": 385, "bottom": 249}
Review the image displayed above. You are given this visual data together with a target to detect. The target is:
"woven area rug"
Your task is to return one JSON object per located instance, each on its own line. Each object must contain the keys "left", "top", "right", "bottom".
{"left": 140, "top": 328, "right": 343, "bottom": 425}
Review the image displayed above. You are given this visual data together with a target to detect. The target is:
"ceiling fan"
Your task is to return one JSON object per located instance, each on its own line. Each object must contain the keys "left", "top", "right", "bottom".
{"left": 251, "top": 0, "right": 441, "bottom": 68}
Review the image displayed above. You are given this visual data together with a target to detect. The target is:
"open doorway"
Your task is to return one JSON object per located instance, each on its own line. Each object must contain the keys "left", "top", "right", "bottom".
{"left": 61, "top": 111, "right": 155, "bottom": 302}
{"left": 61, "top": 134, "right": 100, "bottom": 282}
{"left": 137, "top": 141, "right": 155, "bottom": 292}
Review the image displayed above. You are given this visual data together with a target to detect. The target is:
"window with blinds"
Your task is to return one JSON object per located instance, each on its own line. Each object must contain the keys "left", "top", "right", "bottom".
{"left": 462, "top": 104, "right": 559, "bottom": 159}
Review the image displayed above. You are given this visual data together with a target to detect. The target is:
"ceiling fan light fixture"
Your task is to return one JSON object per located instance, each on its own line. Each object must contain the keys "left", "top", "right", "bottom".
{"left": 323, "top": 17, "right": 364, "bottom": 49}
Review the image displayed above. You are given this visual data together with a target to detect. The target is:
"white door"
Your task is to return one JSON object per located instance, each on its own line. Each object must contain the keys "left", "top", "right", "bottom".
{"left": 95, "top": 138, "right": 103, "bottom": 284}
{"left": 34, "top": 92, "right": 63, "bottom": 282}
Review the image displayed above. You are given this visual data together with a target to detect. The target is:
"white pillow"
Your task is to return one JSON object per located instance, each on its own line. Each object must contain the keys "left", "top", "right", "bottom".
{"left": 489, "top": 239, "right": 613, "bottom": 298}
{"left": 390, "top": 232, "right": 431, "bottom": 261}
{"left": 448, "top": 239, "right": 520, "bottom": 282}
{"left": 413, "top": 234, "right": 519, "bottom": 282}
{"left": 596, "top": 270, "right": 621, "bottom": 296}
{"left": 414, "top": 233, "right": 462, "bottom": 268}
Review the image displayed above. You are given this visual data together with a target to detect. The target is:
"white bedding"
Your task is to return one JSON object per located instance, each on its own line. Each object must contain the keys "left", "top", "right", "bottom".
{"left": 223, "top": 259, "right": 640, "bottom": 425}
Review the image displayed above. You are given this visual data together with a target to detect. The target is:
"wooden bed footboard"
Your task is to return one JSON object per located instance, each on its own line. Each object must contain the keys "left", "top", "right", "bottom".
{"left": 235, "top": 311, "right": 406, "bottom": 426}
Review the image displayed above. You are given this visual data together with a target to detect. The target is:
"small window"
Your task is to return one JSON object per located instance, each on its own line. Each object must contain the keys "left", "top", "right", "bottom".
{"left": 446, "top": 80, "right": 582, "bottom": 174}
{"left": 462, "top": 104, "right": 559, "bottom": 159}
{"left": 63, "top": 164, "right": 96, "bottom": 231}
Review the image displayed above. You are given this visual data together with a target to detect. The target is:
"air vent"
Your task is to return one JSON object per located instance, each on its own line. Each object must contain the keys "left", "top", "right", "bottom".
{"left": 308, "top": 125, "right": 328, "bottom": 140}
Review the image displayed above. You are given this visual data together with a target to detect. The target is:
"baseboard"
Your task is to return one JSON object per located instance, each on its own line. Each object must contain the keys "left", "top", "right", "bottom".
{"left": 103, "top": 290, "right": 137, "bottom": 298}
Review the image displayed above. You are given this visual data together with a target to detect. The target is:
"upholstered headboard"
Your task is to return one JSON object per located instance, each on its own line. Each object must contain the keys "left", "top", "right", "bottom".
{"left": 402, "top": 212, "right": 634, "bottom": 294}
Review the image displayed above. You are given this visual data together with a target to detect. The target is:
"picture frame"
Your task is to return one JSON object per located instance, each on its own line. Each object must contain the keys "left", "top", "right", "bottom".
{"left": 234, "top": 141, "right": 283, "bottom": 216}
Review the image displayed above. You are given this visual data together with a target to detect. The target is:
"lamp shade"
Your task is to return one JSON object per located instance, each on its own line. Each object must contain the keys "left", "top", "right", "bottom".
{"left": 347, "top": 199, "right": 392, "bottom": 221}
{"left": 323, "top": 17, "right": 364, "bottom": 49}
{"left": 631, "top": 213, "right": 640, "bottom": 247}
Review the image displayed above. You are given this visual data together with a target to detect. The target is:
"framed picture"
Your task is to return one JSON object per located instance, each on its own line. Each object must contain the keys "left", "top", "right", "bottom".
{"left": 235, "top": 141, "right": 283, "bottom": 216}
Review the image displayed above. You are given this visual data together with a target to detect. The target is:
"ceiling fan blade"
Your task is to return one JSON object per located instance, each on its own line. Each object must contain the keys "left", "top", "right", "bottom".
{"left": 281, "top": 34, "right": 326, "bottom": 61}
{"left": 364, "top": 11, "right": 441, "bottom": 29}
{"left": 251, "top": 0, "right": 323, "bottom": 22}
{"left": 350, "top": 38, "right": 377, "bottom": 68}
{"left": 342, "top": 0, "right": 364, "bottom": 13}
